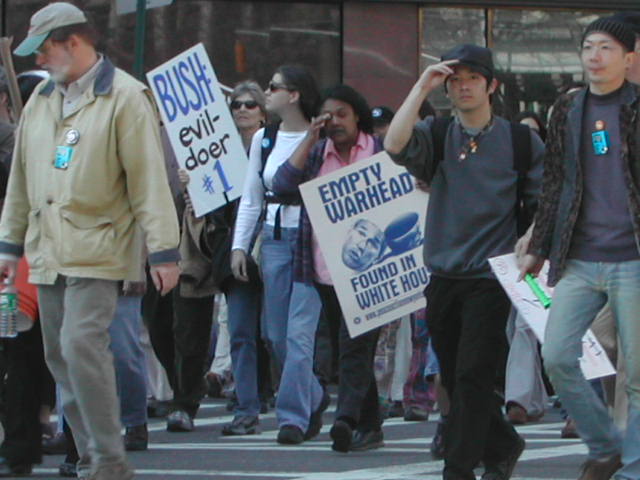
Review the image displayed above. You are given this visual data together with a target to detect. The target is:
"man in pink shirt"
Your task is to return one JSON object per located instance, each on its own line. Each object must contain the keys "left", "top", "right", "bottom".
{"left": 272, "top": 84, "right": 385, "bottom": 452}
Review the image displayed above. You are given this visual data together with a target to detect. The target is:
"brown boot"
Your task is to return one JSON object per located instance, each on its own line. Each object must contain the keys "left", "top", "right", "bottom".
{"left": 561, "top": 418, "right": 579, "bottom": 439}
{"left": 577, "top": 453, "right": 622, "bottom": 480}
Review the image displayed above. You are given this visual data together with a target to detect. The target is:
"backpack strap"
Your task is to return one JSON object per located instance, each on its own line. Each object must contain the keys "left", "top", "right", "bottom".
{"left": 510, "top": 122, "right": 533, "bottom": 237}
{"left": 258, "top": 121, "right": 303, "bottom": 240}
{"left": 259, "top": 122, "right": 280, "bottom": 183}
{"left": 429, "top": 117, "right": 454, "bottom": 181}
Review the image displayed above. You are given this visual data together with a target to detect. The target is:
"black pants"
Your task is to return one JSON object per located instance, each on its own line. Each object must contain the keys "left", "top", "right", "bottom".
{"left": 425, "top": 276, "right": 519, "bottom": 480}
{"left": 315, "top": 284, "right": 381, "bottom": 432}
{"left": 0, "top": 322, "right": 55, "bottom": 466}
{"left": 314, "top": 304, "right": 340, "bottom": 387}
{"left": 142, "top": 278, "right": 214, "bottom": 418}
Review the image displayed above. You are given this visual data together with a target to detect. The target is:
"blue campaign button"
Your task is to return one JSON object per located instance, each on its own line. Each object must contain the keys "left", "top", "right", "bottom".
{"left": 54, "top": 146, "right": 74, "bottom": 169}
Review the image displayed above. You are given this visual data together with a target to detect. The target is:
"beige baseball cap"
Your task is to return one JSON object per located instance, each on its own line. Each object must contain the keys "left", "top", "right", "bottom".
{"left": 14, "top": 2, "right": 87, "bottom": 57}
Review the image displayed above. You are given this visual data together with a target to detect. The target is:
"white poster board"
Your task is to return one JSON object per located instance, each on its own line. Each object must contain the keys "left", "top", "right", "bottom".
{"left": 489, "top": 253, "right": 615, "bottom": 380}
{"left": 147, "top": 43, "right": 247, "bottom": 217}
{"left": 300, "top": 151, "right": 429, "bottom": 338}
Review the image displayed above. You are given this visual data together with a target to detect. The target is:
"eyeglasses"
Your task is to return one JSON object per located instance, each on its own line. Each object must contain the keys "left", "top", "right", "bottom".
{"left": 230, "top": 100, "right": 259, "bottom": 110}
{"left": 267, "top": 81, "right": 291, "bottom": 92}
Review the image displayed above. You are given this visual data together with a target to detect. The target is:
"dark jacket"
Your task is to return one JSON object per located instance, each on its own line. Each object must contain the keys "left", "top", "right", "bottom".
{"left": 272, "top": 135, "right": 384, "bottom": 284}
{"left": 528, "top": 82, "right": 640, "bottom": 286}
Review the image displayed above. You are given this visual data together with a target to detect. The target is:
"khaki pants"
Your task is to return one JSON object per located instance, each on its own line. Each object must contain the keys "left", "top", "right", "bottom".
{"left": 505, "top": 309, "right": 548, "bottom": 417}
{"left": 38, "top": 276, "right": 131, "bottom": 479}
{"left": 591, "top": 304, "right": 628, "bottom": 431}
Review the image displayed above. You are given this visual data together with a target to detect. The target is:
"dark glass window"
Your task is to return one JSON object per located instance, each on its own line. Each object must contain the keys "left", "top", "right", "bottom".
{"left": 6, "top": 1, "right": 340, "bottom": 92}
{"left": 492, "top": 9, "right": 614, "bottom": 119}
{"left": 421, "top": 6, "right": 616, "bottom": 121}
{"left": 420, "top": 7, "right": 485, "bottom": 112}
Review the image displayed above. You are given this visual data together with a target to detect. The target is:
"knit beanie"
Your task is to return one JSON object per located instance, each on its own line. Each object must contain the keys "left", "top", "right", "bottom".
{"left": 611, "top": 11, "right": 640, "bottom": 37}
{"left": 582, "top": 16, "right": 636, "bottom": 52}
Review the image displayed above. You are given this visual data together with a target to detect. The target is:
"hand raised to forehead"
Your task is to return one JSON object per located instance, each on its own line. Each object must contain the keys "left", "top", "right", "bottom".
{"left": 304, "top": 113, "right": 332, "bottom": 144}
{"left": 417, "top": 59, "right": 459, "bottom": 93}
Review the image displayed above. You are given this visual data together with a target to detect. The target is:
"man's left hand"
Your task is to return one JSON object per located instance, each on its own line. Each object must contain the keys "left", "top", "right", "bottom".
{"left": 150, "top": 262, "right": 180, "bottom": 296}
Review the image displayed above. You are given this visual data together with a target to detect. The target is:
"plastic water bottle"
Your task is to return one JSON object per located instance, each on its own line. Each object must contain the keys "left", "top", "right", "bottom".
{"left": 0, "top": 282, "right": 18, "bottom": 338}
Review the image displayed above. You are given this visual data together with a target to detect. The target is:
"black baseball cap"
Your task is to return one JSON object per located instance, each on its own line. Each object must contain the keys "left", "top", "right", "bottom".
{"left": 440, "top": 44, "right": 495, "bottom": 81}
{"left": 371, "top": 106, "right": 394, "bottom": 127}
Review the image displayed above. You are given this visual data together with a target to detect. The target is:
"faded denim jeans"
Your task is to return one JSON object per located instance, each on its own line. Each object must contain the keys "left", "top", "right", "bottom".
{"left": 542, "top": 259, "right": 640, "bottom": 480}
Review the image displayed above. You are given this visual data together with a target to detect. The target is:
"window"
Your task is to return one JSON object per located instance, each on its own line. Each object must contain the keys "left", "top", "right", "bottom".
{"left": 420, "top": 6, "right": 615, "bottom": 120}
{"left": 7, "top": 1, "right": 340, "bottom": 92}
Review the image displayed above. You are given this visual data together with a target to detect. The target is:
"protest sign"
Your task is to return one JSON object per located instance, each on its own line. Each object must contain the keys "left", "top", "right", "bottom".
{"left": 147, "top": 43, "right": 247, "bottom": 217}
{"left": 300, "top": 151, "right": 429, "bottom": 338}
{"left": 489, "top": 253, "right": 615, "bottom": 380}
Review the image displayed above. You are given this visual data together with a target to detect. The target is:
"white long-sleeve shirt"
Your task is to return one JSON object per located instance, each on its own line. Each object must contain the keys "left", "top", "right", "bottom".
{"left": 232, "top": 128, "right": 307, "bottom": 252}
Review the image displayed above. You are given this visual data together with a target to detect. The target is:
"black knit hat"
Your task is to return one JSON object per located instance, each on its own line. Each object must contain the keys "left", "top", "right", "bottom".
{"left": 582, "top": 16, "right": 636, "bottom": 52}
{"left": 611, "top": 11, "right": 640, "bottom": 37}
{"left": 441, "top": 44, "right": 495, "bottom": 82}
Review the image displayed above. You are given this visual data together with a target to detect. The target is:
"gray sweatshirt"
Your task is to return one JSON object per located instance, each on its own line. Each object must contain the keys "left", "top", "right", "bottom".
{"left": 388, "top": 116, "right": 544, "bottom": 278}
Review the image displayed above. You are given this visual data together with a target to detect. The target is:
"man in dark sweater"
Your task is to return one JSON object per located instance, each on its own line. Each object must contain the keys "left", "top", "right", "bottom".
{"left": 385, "top": 44, "right": 543, "bottom": 480}
{"left": 520, "top": 17, "right": 640, "bottom": 480}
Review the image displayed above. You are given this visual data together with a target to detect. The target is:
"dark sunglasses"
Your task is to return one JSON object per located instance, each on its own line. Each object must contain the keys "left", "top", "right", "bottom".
{"left": 268, "top": 81, "right": 292, "bottom": 92}
{"left": 230, "top": 100, "right": 259, "bottom": 110}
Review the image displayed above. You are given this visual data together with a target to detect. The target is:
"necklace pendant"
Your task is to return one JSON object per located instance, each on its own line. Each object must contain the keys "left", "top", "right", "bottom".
{"left": 459, "top": 152, "right": 467, "bottom": 161}
{"left": 470, "top": 142, "right": 478, "bottom": 153}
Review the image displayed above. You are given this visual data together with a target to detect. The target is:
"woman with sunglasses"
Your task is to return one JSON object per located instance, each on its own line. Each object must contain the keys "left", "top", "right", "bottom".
{"left": 231, "top": 66, "right": 325, "bottom": 445}
{"left": 197, "top": 80, "right": 268, "bottom": 437}
{"left": 229, "top": 81, "right": 267, "bottom": 152}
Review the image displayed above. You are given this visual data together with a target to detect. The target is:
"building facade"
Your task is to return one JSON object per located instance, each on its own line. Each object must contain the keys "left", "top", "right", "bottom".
{"left": 2, "top": 0, "right": 638, "bottom": 117}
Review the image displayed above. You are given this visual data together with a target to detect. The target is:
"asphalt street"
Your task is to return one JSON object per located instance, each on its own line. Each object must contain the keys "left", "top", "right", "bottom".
{"left": 28, "top": 394, "right": 590, "bottom": 480}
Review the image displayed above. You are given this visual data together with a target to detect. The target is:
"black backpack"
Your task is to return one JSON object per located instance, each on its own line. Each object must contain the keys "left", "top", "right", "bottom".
{"left": 430, "top": 117, "right": 534, "bottom": 236}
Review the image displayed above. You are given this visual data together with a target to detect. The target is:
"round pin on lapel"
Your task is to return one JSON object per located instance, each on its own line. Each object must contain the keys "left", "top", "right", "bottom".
{"left": 65, "top": 129, "right": 80, "bottom": 145}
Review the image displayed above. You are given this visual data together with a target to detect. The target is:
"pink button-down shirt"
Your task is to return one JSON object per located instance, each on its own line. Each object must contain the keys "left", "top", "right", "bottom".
{"left": 312, "top": 131, "right": 375, "bottom": 285}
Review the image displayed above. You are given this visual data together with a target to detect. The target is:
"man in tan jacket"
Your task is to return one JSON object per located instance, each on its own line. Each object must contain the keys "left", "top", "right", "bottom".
{"left": 0, "top": 3, "right": 180, "bottom": 479}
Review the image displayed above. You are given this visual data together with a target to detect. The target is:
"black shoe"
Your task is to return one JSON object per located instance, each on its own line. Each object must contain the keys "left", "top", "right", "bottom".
{"left": 167, "top": 410, "right": 194, "bottom": 432}
{"left": 226, "top": 395, "right": 238, "bottom": 412}
{"left": 350, "top": 429, "right": 384, "bottom": 452}
{"left": 404, "top": 406, "right": 429, "bottom": 422}
{"left": 147, "top": 398, "right": 171, "bottom": 418}
{"left": 304, "top": 390, "right": 331, "bottom": 440}
{"left": 42, "top": 431, "right": 68, "bottom": 455}
{"left": 277, "top": 425, "right": 304, "bottom": 445}
{"left": 387, "top": 400, "right": 404, "bottom": 418}
{"left": 481, "top": 436, "right": 525, "bottom": 480}
{"left": 330, "top": 419, "right": 353, "bottom": 453}
{"left": 222, "top": 415, "right": 260, "bottom": 436}
{"left": 59, "top": 461, "right": 77, "bottom": 477}
{"left": 0, "top": 457, "right": 32, "bottom": 477}
{"left": 260, "top": 395, "right": 274, "bottom": 414}
{"left": 41, "top": 422, "right": 55, "bottom": 442}
{"left": 205, "top": 373, "right": 224, "bottom": 398}
{"left": 124, "top": 423, "right": 148, "bottom": 451}
{"left": 430, "top": 416, "right": 446, "bottom": 459}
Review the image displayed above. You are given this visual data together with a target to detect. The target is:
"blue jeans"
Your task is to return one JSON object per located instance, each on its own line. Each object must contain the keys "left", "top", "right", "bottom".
{"left": 260, "top": 224, "right": 324, "bottom": 430}
{"left": 225, "top": 278, "right": 262, "bottom": 417}
{"left": 275, "top": 281, "right": 324, "bottom": 430}
{"left": 109, "top": 296, "right": 148, "bottom": 428}
{"left": 542, "top": 259, "right": 640, "bottom": 480}
{"left": 260, "top": 224, "right": 297, "bottom": 367}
